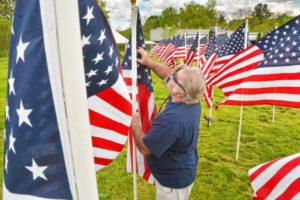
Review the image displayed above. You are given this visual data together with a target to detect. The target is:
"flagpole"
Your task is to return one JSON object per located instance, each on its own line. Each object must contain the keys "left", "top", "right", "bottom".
{"left": 130, "top": 1, "right": 138, "bottom": 200}
{"left": 52, "top": 0, "right": 98, "bottom": 198}
{"left": 236, "top": 16, "right": 249, "bottom": 160}
{"left": 197, "top": 28, "right": 201, "bottom": 68}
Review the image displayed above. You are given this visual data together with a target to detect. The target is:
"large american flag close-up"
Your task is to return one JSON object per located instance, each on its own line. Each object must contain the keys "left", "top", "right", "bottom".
{"left": 3, "top": 0, "right": 72, "bottom": 198}
{"left": 122, "top": 10, "right": 157, "bottom": 184}
{"left": 79, "top": 0, "right": 132, "bottom": 170}
{"left": 220, "top": 15, "right": 300, "bottom": 108}
{"left": 249, "top": 153, "right": 300, "bottom": 199}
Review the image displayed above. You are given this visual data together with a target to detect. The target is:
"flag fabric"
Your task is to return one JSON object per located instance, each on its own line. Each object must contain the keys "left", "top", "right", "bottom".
{"left": 210, "top": 23, "right": 246, "bottom": 75}
{"left": 122, "top": 10, "right": 157, "bottom": 184}
{"left": 184, "top": 33, "right": 199, "bottom": 65}
{"left": 79, "top": 0, "right": 132, "bottom": 170}
{"left": 199, "top": 32, "right": 218, "bottom": 108}
{"left": 206, "top": 24, "right": 264, "bottom": 99}
{"left": 216, "top": 32, "right": 229, "bottom": 48}
{"left": 150, "top": 40, "right": 163, "bottom": 56}
{"left": 193, "top": 36, "right": 208, "bottom": 63}
{"left": 165, "top": 35, "right": 184, "bottom": 63}
{"left": 219, "top": 16, "right": 300, "bottom": 108}
{"left": 155, "top": 38, "right": 170, "bottom": 57}
{"left": 173, "top": 35, "right": 187, "bottom": 59}
{"left": 159, "top": 36, "right": 177, "bottom": 62}
{"left": 3, "top": 0, "right": 72, "bottom": 198}
{"left": 249, "top": 153, "right": 300, "bottom": 200}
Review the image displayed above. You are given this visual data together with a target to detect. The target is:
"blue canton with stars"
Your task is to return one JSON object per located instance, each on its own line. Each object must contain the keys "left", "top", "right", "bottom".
{"left": 216, "top": 32, "right": 229, "bottom": 49}
{"left": 79, "top": 0, "right": 120, "bottom": 97}
{"left": 175, "top": 35, "right": 185, "bottom": 48}
{"left": 217, "top": 23, "right": 245, "bottom": 57}
{"left": 204, "top": 32, "right": 217, "bottom": 59}
{"left": 122, "top": 10, "right": 154, "bottom": 92}
{"left": 256, "top": 15, "right": 300, "bottom": 68}
{"left": 4, "top": 0, "right": 72, "bottom": 198}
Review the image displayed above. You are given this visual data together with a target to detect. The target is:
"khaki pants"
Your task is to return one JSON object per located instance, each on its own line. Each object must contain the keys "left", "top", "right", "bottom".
{"left": 155, "top": 181, "right": 194, "bottom": 200}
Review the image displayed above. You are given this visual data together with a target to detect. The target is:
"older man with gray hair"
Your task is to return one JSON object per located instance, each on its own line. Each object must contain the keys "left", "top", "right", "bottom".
{"left": 131, "top": 47, "right": 205, "bottom": 200}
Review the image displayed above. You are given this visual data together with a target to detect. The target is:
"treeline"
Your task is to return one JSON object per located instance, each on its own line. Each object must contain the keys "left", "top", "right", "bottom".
{"left": 121, "top": 1, "right": 293, "bottom": 40}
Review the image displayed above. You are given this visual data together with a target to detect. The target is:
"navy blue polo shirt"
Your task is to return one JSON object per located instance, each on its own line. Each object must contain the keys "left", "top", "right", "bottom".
{"left": 143, "top": 101, "right": 201, "bottom": 189}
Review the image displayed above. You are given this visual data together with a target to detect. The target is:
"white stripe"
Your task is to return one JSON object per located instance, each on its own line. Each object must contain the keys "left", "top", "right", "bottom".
{"left": 227, "top": 93, "right": 300, "bottom": 102}
{"left": 223, "top": 80, "right": 300, "bottom": 93}
{"left": 251, "top": 153, "right": 300, "bottom": 192}
{"left": 93, "top": 148, "right": 119, "bottom": 160}
{"left": 95, "top": 164, "right": 105, "bottom": 171}
{"left": 148, "top": 93, "right": 155, "bottom": 120}
{"left": 90, "top": 125, "right": 127, "bottom": 144}
{"left": 215, "top": 53, "right": 263, "bottom": 86}
{"left": 112, "top": 75, "right": 132, "bottom": 103}
{"left": 252, "top": 65, "right": 300, "bottom": 75}
{"left": 3, "top": 182, "right": 64, "bottom": 200}
{"left": 122, "top": 69, "right": 132, "bottom": 78}
{"left": 249, "top": 162, "right": 269, "bottom": 176}
{"left": 148, "top": 174, "right": 156, "bottom": 184}
{"left": 136, "top": 146, "right": 146, "bottom": 178}
{"left": 292, "top": 192, "right": 300, "bottom": 200}
{"left": 266, "top": 165, "right": 300, "bottom": 200}
{"left": 88, "top": 96, "right": 132, "bottom": 127}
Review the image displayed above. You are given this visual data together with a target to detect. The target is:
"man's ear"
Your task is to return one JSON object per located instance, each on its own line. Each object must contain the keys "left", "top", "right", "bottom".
{"left": 175, "top": 91, "right": 184, "bottom": 98}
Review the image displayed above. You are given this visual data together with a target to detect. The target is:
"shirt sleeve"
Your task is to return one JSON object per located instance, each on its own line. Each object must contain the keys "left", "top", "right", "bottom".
{"left": 143, "top": 112, "right": 179, "bottom": 158}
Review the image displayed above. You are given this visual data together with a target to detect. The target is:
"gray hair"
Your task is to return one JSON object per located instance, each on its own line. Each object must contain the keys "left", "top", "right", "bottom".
{"left": 172, "top": 64, "right": 206, "bottom": 105}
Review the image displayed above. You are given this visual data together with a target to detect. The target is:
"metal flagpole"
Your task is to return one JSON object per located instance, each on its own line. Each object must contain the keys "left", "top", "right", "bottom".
{"left": 50, "top": 0, "right": 99, "bottom": 198}
{"left": 130, "top": 1, "right": 138, "bottom": 199}
{"left": 236, "top": 16, "right": 249, "bottom": 161}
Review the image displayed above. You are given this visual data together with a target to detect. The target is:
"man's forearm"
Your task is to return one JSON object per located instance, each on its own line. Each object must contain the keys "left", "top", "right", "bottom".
{"left": 131, "top": 123, "right": 151, "bottom": 156}
{"left": 147, "top": 59, "right": 173, "bottom": 80}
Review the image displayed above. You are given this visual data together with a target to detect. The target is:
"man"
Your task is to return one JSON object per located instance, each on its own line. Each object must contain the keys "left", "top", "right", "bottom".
{"left": 131, "top": 47, "right": 206, "bottom": 200}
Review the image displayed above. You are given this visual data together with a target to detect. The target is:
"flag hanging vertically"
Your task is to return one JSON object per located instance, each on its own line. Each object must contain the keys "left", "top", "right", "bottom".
{"left": 3, "top": 0, "right": 73, "bottom": 198}
{"left": 219, "top": 16, "right": 300, "bottom": 108}
{"left": 184, "top": 33, "right": 199, "bottom": 66}
{"left": 122, "top": 9, "right": 157, "bottom": 184}
{"left": 249, "top": 153, "right": 300, "bottom": 199}
{"left": 78, "top": 0, "right": 132, "bottom": 170}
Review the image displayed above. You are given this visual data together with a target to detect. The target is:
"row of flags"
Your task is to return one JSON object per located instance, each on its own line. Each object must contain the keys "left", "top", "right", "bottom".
{"left": 3, "top": 0, "right": 300, "bottom": 198}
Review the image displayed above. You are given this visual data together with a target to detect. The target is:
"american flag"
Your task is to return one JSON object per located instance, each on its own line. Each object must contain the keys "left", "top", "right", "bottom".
{"left": 249, "top": 153, "right": 300, "bottom": 199}
{"left": 219, "top": 16, "right": 300, "bottom": 108}
{"left": 173, "top": 35, "right": 187, "bottom": 59}
{"left": 206, "top": 23, "right": 264, "bottom": 98}
{"left": 3, "top": 0, "right": 72, "bottom": 198}
{"left": 159, "top": 36, "right": 178, "bottom": 62}
{"left": 79, "top": 0, "right": 132, "bottom": 170}
{"left": 184, "top": 33, "right": 199, "bottom": 65}
{"left": 194, "top": 36, "right": 208, "bottom": 63}
{"left": 155, "top": 38, "right": 171, "bottom": 57}
{"left": 199, "top": 32, "right": 218, "bottom": 108}
{"left": 150, "top": 39, "right": 164, "bottom": 56}
{"left": 122, "top": 10, "right": 157, "bottom": 184}
{"left": 210, "top": 23, "right": 246, "bottom": 75}
{"left": 165, "top": 35, "right": 185, "bottom": 68}
{"left": 216, "top": 32, "right": 229, "bottom": 48}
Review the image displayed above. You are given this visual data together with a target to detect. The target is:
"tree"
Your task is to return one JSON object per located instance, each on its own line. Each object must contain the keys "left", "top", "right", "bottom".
{"left": 161, "top": 25, "right": 177, "bottom": 38}
{"left": 251, "top": 3, "right": 272, "bottom": 22}
{"left": 0, "top": 0, "right": 14, "bottom": 20}
{"left": 97, "top": 0, "right": 109, "bottom": 19}
{"left": 160, "top": 7, "right": 178, "bottom": 28}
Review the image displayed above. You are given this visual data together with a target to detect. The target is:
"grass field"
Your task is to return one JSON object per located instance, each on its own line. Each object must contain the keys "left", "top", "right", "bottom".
{"left": 1, "top": 56, "right": 300, "bottom": 199}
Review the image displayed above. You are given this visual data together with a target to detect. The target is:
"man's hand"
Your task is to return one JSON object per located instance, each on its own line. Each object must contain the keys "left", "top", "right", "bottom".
{"left": 137, "top": 47, "right": 152, "bottom": 67}
{"left": 131, "top": 112, "right": 140, "bottom": 133}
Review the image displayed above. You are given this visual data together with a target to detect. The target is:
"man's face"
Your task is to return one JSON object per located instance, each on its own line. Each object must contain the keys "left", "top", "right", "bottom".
{"left": 166, "top": 69, "right": 186, "bottom": 97}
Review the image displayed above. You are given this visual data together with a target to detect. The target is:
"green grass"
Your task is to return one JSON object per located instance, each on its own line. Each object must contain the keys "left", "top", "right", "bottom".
{"left": 1, "top": 56, "right": 300, "bottom": 199}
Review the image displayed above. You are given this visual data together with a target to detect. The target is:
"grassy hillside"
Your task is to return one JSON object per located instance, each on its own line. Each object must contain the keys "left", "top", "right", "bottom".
{"left": 0, "top": 56, "right": 300, "bottom": 199}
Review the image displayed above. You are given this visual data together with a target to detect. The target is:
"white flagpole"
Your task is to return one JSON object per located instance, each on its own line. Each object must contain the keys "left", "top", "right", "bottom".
{"left": 50, "top": 0, "right": 99, "bottom": 199}
{"left": 197, "top": 29, "right": 201, "bottom": 67}
{"left": 236, "top": 16, "right": 249, "bottom": 161}
{"left": 130, "top": 1, "right": 138, "bottom": 199}
{"left": 184, "top": 31, "right": 187, "bottom": 64}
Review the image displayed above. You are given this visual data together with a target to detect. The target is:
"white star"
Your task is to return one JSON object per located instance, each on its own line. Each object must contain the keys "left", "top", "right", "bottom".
{"left": 81, "top": 34, "right": 91, "bottom": 48}
{"left": 279, "top": 53, "right": 284, "bottom": 58}
{"left": 9, "top": 130, "right": 16, "bottom": 154}
{"left": 273, "top": 59, "right": 278, "bottom": 64}
{"left": 5, "top": 103, "right": 9, "bottom": 121}
{"left": 286, "top": 37, "right": 291, "bottom": 41}
{"left": 292, "top": 52, "right": 297, "bottom": 57}
{"left": 86, "top": 69, "right": 98, "bottom": 78}
{"left": 126, "top": 43, "right": 130, "bottom": 49}
{"left": 25, "top": 159, "right": 48, "bottom": 181}
{"left": 92, "top": 52, "right": 104, "bottom": 64}
{"left": 293, "top": 30, "right": 298, "bottom": 35}
{"left": 8, "top": 71, "right": 15, "bottom": 95}
{"left": 296, "top": 20, "right": 299, "bottom": 24}
{"left": 16, "top": 37, "right": 30, "bottom": 63}
{"left": 5, "top": 153, "right": 8, "bottom": 173}
{"left": 98, "top": 29, "right": 106, "bottom": 45}
{"left": 82, "top": 6, "right": 94, "bottom": 25}
{"left": 17, "top": 100, "right": 33, "bottom": 127}
{"left": 104, "top": 65, "right": 113, "bottom": 75}
{"left": 97, "top": 79, "right": 108, "bottom": 86}
{"left": 86, "top": 81, "right": 91, "bottom": 87}
{"left": 285, "top": 58, "right": 290, "bottom": 63}
{"left": 292, "top": 41, "right": 297, "bottom": 46}
{"left": 128, "top": 56, "right": 132, "bottom": 60}
{"left": 108, "top": 45, "right": 114, "bottom": 58}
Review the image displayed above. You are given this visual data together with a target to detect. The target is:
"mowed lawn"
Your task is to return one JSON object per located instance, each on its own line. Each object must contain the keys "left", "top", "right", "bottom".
{"left": 1, "top": 56, "right": 300, "bottom": 199}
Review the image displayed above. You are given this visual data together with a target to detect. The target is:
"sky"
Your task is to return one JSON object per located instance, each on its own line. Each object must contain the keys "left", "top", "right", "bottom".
{"left": 105, "top": 0, "right": 300, "bottom": 30}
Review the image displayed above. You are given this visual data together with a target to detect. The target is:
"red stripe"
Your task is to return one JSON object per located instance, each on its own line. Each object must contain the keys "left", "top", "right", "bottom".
{"left": 92, "top": 136, "right": 124, "bottom": 152}
{"left": 89, "top": 109, "right": 129, "bottom": 136}
{"left": 276, "top": 177, "right": 300, "bottom": 200}
{"left": 223, "top": 87, "right": 300, "bottom": 97}
{"left": 256, "top": 157, "right": 300, "bottom": 199}
{"left": 96, "top": 87, "right": 132, "bottom": 116}
{"left": 94, "top": 157, "right": 113, "bottom": 166}
{"left": 250, "top": 160, "right": 279, "bottom": 182}
{"left": 220, "top": 99, "right": 300, "bottom": 108}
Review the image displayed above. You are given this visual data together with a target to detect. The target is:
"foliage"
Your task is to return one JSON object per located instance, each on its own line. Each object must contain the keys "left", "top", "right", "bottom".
{"left": 97, "top": 0, "right": 109, "bottom": 20}
{"left": 161, "top": 25, "right": 177, "bottom": 38}
{"left": 0, "top": 19, "right": 11, "bottom": 56}
{"left": 0, "top": 0, "right": 14, "bottom": 20}
{"left": 251, "top": 3, "right": 272, "bottom": 22}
